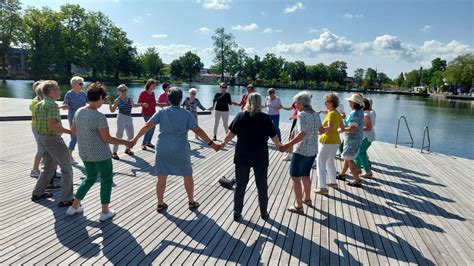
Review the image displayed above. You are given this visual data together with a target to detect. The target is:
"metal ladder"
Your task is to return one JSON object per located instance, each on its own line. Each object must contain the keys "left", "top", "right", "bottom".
{"left": 395, "top": 116, "right": 414, "bottom": 148}
{"left": 420, "top": 126, "right": 431, "bottom": 153}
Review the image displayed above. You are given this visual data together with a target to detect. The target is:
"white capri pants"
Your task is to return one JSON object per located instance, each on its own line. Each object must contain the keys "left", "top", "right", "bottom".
{"left": 316, "top": 143, "right": 339, "bottom": 189}
{"left": 113, "top": 113, "right": 134, "bottom": 153}
{"left": 213, "top": 110, "right": 229, "bottom": 136}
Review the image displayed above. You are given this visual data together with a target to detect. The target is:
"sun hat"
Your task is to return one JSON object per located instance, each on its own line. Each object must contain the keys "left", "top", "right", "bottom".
{"left": 346, "top": 93, "right": 365, "bottom": 106}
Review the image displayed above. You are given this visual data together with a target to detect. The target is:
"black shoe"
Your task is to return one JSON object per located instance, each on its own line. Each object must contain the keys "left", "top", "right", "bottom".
{"left": 261, "top": 212, "right": 269, "bottom": 221}
{"left": 146, "top": 143, "right": 155, "bottom": 149}
{"left": 233, "top": 213, "right": 242, "bottom": 222}
{"left": 213, "top": 136, "right": 217, "bottom": 141}
{"left": 31, "top": 192, "right": 53, "bottom": 201}
{"left": 58, "top": 200, "right": 74, "bottom": 207}
{"left": 336, "top": 174, "right": 346, "bottom": 181}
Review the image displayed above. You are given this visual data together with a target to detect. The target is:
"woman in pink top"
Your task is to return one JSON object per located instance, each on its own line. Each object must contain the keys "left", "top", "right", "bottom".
{"left": 137, "top": 79, "right": 156, "bottom": 150}
{"left": 157, "top": 82, "right": 171, "bottom": 108}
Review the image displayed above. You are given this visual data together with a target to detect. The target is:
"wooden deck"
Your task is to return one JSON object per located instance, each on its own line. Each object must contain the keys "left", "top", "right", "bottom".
{"left": 0, "top": 98, "right": 473, "bottom": 265}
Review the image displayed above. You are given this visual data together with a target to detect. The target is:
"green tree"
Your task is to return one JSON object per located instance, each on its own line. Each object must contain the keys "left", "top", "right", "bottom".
{"left": 227, "top": 47, "right": 246, "bottom": 83}
{"left": 377, "top": 72, "right": 391, "bottom": 85}
{"left": 430, "top": 70, "right": 444, "bottom": 88}
{"left": 105, "top": 26, "right": 137, "bottom": 80}
{"left": 404, "top": 69, "right": 420, "bottom": 88}
{"left": 364, "top": 68, "right": 377, "bottom": 88}
{"left": 139, "top": 47, "right": 163, "bottom": 78}
{"left": 290, "top": 61, "right": 306, "bottom": 83}
{"left": 170, "top": 58, "right": 182, "bottom": 79}
{"left": 83, "top": 11, "right": 113, "bottom": 78}
{"left": 180, "top": 51, "right": 204, "bottom": 81}
{"left": 0, "top": 0, "right": 22, "bottom": 79}
{"left": 306, "top": 63, "right": 328, "bottom": 85}
{"left": 328, "top": 61, "right": 347, "bottom": 84}
{"left": 444, "top": 54, "right": 474, "bottom": 93}
{"left": 259, "top": 53, "right": 284, "bottom": 82}
{"left": 242, "top": 55, "right": 261, "bottom": 82}
{"left": 211, "top": 28, "right": 236, "bottom": 80}
{"left": 395, "top": 72, "right": 405, "bottom": 88}
{"left": 431, "top": 57, "right": 447, "bottom": 72}
{"left": 59, "top": 4, "right": 87, "bottom": 77}
{"left": 353, "top": 68, "right": 364, "bottom": 88}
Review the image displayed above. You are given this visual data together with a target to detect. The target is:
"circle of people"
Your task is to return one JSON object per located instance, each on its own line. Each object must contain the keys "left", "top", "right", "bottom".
{"left": 29, "top": 77, "right": 375, "bottom": 222}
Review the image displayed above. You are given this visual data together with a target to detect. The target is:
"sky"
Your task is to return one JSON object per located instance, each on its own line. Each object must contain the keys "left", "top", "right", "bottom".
{"left": 20, "top": 0, "right": 474, "bottom": 78}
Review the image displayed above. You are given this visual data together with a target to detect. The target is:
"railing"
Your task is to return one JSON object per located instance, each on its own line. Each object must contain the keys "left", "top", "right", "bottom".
{"left": 395, "top": 116, "right": 414, "bottom": 148}
{"left": 420, "top": 126, "right": 431, "bottom": 153}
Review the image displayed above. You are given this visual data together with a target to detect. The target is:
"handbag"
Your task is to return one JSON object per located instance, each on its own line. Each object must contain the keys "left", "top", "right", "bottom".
{"left": 218, "top": 176, "right": 235, "bottom": 190}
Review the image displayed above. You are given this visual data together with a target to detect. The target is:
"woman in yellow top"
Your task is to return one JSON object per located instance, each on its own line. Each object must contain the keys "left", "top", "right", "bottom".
{"left": 29, "top": 81, "right": 44, "bottom": 178}
{"left": 314, "top": 93, "right": 344, "bottom": 195}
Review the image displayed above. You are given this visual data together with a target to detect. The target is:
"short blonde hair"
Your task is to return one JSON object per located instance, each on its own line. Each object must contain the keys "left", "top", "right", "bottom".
{"left": 70, "top": 76, "right": 84, "bottom": 86}
{"left": 323, "top": 92, "right": 339, "bottom": 108}
{"left": 33, "top": 80, "right": 44, "bottom": 99}
{"left": 244, "top": 92, "right": 262, "bottom": 116}
{"left": 189, "top": 88, "right": 197, "bottom": 94}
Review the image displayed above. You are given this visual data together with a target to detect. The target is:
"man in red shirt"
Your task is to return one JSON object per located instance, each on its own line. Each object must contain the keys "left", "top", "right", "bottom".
{"left": 237, "top": 84, "right": 254, "bottom": 110}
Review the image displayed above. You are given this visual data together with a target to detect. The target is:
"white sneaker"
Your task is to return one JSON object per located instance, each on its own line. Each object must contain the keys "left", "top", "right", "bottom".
{"left": 99, "top": 209, "right": 116, "bottom": 221}
{"left": 30, "top": 169, "right": 40, "bottom": 178}
{"left": 66, "top": 205, "right": 84, "bottom": 216}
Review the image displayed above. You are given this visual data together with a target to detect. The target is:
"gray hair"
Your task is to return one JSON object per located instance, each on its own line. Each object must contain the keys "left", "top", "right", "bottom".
{"left": 41, "top": 80, "right": 59, "bottom": 96}
{"left": 32, "top": 80, "right": 44, "bottom": 100}
{"left": 244, "top": 92, "right": 262, "bottom": 116}
{"left": 189, "top": 88, "right": 197, "bottom": 94}
{"left": 293, "top": 91, "right": 313, "bottom": 111}
{"left": 70, "top": 76, "right": 84, "bottom": 86}
{"left": 168, "top": 87, "right": 183, "bottom": 106}
{"left": 117, "top": 84, "right": 128, "bottom": 91}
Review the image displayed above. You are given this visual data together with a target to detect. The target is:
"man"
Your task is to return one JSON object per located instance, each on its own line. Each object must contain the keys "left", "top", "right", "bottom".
{"left": 236, "top": 84, "right": 254, "bottom": 110}
{"left": 31, "top": 80, "right": 74, "bottom": 207}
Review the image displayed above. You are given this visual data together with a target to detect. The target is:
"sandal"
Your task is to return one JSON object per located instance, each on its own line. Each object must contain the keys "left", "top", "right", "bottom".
{"left": 303, "top": 199, "right": 313, "bottom": 207}
{"left": 112, "top": 153, "right": 120, "bottom": 160}
{"left": 361, "top": 172, "right": 373, "bottom": 178}
{"left": 31, "top": 192, "right": 53, "bottom": 201}
{"left": 146, "top": 143, "right": 155, "bottom": 149}
{"left": 328, "top": 183, "right": 338, "bottom": 189}
{"left": 124, "top": 149, "right": 134, "bottom": 156}
{"left": 336, "top": 174, "right": 347, "bottom": 181}
{"left": 156, "top": 203, "right": 168, "bottom": 213}
{"left": 141, "top": 145, "right": 147, "bottom": 151}
{"left": 347, "top": 181, "right": 362, "bottom": 188}
{"left": 287, "top": 205, "right": 304, "bottom": 214}
{"left": 188, "top": 201, "right": 200, "bottom": 210}
{"left": 314, "top": 188, "right": 329, "bottom": 195}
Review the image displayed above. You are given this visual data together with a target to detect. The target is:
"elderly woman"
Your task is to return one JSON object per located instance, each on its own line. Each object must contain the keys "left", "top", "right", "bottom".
{"left": 314, "top": 93, "right": 344, "bottom": 195}
{"left": 182, "top": 88, "right": 207, "bottom": 139}
{"left": 336, "top": 93, "right": 365, "bottom": 187}
{"left": 137, "top": 79, "right": 157, "bottom": 150}
{"left": 354, "top": 98, "right": 375, "bottom": 177}
{"left": 221, "top": 93, "right": 281, "bottom": 222}
{"left": 63, "top": 76, "right": 87, "bottom": 162}
{"left": 210, "top": 82, "right": 234, "bottom": 141}
{"left": 133, "top": 88, "right": 220, "bottom": 213}
{"left": 109, "top": 84, "right": 144, "bottom": 160}
{"left": 280, "top": 91, "right": 323, "bottom": 214}
{"left": 29, "top": 81, "right": 44, "bottom": 177}
{"left": 264, "top": 88, "right": 292, "bottom": 141}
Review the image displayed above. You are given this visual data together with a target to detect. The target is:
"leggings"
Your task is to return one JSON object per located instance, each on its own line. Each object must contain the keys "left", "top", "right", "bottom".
{"left": 113, "top": 113, "right": 134, "bottom": 153}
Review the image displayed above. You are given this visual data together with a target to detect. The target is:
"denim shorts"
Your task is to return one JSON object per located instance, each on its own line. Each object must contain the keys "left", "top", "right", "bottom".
{"left": 290, "top": 153, "right": 316, "bottom": 178}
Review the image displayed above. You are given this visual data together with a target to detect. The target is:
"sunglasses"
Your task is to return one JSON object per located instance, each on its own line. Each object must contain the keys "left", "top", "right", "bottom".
{"left": 78, "top": 83, "right": 83, "bottom": 86}
{"left": 221, "top": 86, "right": 227, "bottom": 89}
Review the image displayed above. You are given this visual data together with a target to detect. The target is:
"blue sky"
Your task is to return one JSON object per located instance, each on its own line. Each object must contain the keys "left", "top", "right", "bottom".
{"left": 21, "top": 0, "right": 473, "bottom": 78}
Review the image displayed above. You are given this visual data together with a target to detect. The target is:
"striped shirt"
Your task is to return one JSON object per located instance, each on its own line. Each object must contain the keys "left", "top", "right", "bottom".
{"left": 182, "top": 97, "right": 206, "bottom": 113}
{"left": 35, "top": 96, "right": 62, "bottom": 136}
{"left": 118, "top": 97, "right": 133, "bottom": 116}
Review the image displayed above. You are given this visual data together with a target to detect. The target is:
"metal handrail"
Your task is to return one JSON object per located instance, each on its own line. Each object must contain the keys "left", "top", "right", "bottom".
{"left": 421, "top": 126, "right": 431, "bottom": 153}
{"left": 395, "top": 116, "right": 414, "bottom": 148}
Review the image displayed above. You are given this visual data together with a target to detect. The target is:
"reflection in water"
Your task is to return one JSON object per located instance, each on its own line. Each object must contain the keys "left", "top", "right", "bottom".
{"left": 1, "top": 80, "right": 473, "bottom": 159}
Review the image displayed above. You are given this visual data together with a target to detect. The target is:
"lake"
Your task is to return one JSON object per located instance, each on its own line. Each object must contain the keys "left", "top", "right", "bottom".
{"left": 1, "top": 79, "right": 473, "bottom": 159}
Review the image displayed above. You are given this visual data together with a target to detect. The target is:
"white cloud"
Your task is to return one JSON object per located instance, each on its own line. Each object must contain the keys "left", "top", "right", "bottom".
{"left": 146, "top": 13, "right": 152, "bottom": 16}
{"left": 262, "top": 28, "right": 282, "bottom": 34}
{"left": 420, "top": 40, "right": 473, "bottom": 57}
{"left": 343, "top": 13, "right": 364, "bottom": 19}
{"left": 134, "top": 43, "right": 214, "bottom": 66}
{"left": 231, "top": 23, "right": 259, "bottom": 32}
{"left": 420, "top": 25, "right": 432, "bottom": 32}
{"left": 244, "top": 47, "right": 257, "bottom": 54}
{"left": 132, "top": 16, "right": 143, "bottom": 23}
{"left": 196, "top": 27, "right": 211, "bottom": 35}
{"left": 200, "top": 0, "right": 232, "bottom": 10}
{"left": 151, "top": 34, "right": 167, "bottom": 38}
{"left": 272, "top": 30, "right": 354, "bottom": 56}
{"left": 373, "top": 34, "right": 402, "bottom": 50}
{"left": 283, "top": 2, "right": 304, "bottom": 14}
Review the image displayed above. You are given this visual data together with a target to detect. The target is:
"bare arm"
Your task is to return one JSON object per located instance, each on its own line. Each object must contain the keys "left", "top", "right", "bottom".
{"left": 132, "top": 121, "right": 156, "bottom": 144}
{"left": 191, "top": 126, "right": 220, "bottom": 151}
{"left": 363, "top": 115, "right": 372, "bottom": 131}
{"left": 131, "top": 99, "right": 143, "bottom": 108}
{"left": 281, "top": 105, "right": 292, "bottom": 111}
{"left": 99, "top": 127, "right": 131, "bottom": 146}
{"left": 221, "top": 131, "right": 237, "bottom": 148}
{"left": 109, "top": 98, "right": 119, "bottom": 113}
{"left": 47, "top": 119, "right": 72, "bottom": 134}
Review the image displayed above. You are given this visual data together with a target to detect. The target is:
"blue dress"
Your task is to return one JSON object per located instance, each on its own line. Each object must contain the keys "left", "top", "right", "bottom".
{"left": 150, "top": 105, "right": 198, "bottom": 176}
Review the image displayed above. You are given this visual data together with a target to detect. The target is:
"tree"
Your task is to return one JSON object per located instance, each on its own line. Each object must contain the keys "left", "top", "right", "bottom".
{"left": 431, "top": 57, "right": 447, "bottom": 72}
{"left": 306, "top": 63, "right": 328, "bottom": 85}
{"left": 226, "top": 47, "right": 246, "bottom": 83}
{"left": 171, "top": 51, "right": 203, "bottom": 81}
{"left": 59, "top": 4, "right": 87, "bottom": 77}
{"left": 83, "top": 11, "right": 113, "bottom": 78}
{"left": 328, "top": 61, "right": 347, "bottom": 84}
{"left": 0, "top": 0, "right": 22, "bottom": 79}
{"left": 140, "top": 47, "right": 163, "bottom": 78}
{"left": 242, "top": 55, "right": 261, "bottom": 82}
{"left": 444, "top": 54, "right": 474, "bottom": 93}
{"left": 404, "top": 69, "right": 420, "bottom": 88}
{"left": 104, "top": 26, "right": 137, "bottom": 80}
{"left": 289, "top": 61, "right": 306, "bottom": 83}
{"left": 259, "top": 53, "right": 285, "bottom": 83}
{"left": 170, "top": 58, "right": 182, "bottom": 79}
{"left": 211, "top": 28, "right": 236, "bottom": 80}
{"left": 395, "top": 72, "right": 405, "bottom": 88}
{"left": 377, "top": 72, "right": 391, "bottom": 85}
{"left": 353, "top": 68, "right": 364, "bottom": 88}
{"left": 364, "top": 68, "right": 377, "bottom": 88}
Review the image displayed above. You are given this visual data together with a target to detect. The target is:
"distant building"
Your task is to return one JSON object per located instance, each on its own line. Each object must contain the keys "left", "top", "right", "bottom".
{"left": 3, "top": 48, "right": 28, "bottom": 77}
{"left": 195, "top": 68, "right": 231, "bottom": 83}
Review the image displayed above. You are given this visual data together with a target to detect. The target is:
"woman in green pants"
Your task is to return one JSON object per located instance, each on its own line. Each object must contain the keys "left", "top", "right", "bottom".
{"left": 66, "top": 82, "right": 132, "bottom": 221}
{"left": 355, "top": 98, "right": 375, "bottom": 178}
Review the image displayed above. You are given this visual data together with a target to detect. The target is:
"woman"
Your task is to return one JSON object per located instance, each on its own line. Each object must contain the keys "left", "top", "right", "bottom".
{"left": 264, "top": 88, "right": 292, "bottom": 142}
{"left": 283, "top": 102, "right": 298, "bottom": 161}
{"left": 314, "top": 93, "right": 344, "bottom": 195}
{"left": 109, "top": 84, "right": 145, "bottom": 160}
{"left": 182, "top": 88, "right": 207, "bottom": 139}
{"left": 280, "top": 91, "right": 323, "bottom": 214}
{"left": 138, "top": 79, "right": 157, "bottom": 150}
{"left": 354, "top": 98, "right": 375, "bottom": 177}
{"left": 210, "top": 82, "right": 233, "bottom": 141}
{"left": 29, "top": 81, "right": 44, "bottom": 178}
{"left": 63, "top": 76, "right": 87, "bottom": 162}
{"left": 66, "top": 82, "right": 132, "bottom": 221}
{"left": 221, "top": 93, "right": 281, "bottom": 222}
{"left": 336, "top": 93, "right": 365, "bottom": 187}
{"left": 132, "top": 88, "right": 220, "bottom": 213}
{"left": 158, "top": 82, "right": 171, "bottom": 107}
